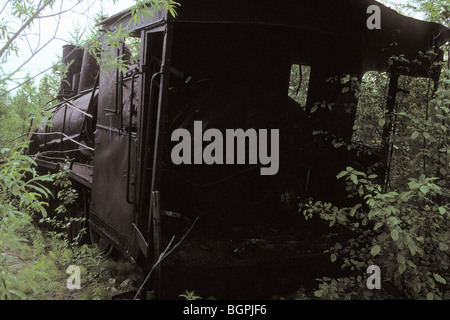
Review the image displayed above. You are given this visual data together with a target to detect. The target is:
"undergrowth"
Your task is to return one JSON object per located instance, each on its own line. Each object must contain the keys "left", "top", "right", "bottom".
{"left": 0, "top": 145, "right": 141, "bottom": 300}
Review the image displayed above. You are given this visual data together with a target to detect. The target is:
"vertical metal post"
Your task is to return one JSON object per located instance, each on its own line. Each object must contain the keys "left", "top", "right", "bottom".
{"left": 150, "top": 24, "right": 173, "bottom": 205}
{"left": 147, "top": 24, "right": 174, "bottom": 299}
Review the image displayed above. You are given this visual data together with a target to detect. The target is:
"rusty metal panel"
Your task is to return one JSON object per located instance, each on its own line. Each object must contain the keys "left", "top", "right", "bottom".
{"left": 90, "top": 127, "right": 137, "bottom": 244}
{"left": 31, "top": 91, "right": 97, "bottom": 156}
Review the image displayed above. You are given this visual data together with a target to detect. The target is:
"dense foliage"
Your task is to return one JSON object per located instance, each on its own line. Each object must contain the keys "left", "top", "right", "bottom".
{"left": 299, "top": 48, "right": 450, "bottom": 300}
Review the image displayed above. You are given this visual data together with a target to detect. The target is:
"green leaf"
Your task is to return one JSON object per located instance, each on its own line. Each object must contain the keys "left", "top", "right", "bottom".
{"left": 374, "top": 222, "right": 383, "bottom": 230}
{"left": 427, "top": 292, "right": 434, "bottom": 300}
{"left": 370, "top": 245, "right": 381, "bottom": 257}
{"left": 433, "top": 273, "right": 447, "bottom": 285}
{"left": 391, "top": 229, "right": 399, "bottom": 241}
{"left": 408, "top": 240, "right": 418, "bottom": 256}
{"left": 396, "top": 254, "right": 405, "bottom": 264}
{"left": 314, "top": 290, "right": 323, "bottom": 298}
{"left": 438, "top": 207, "right": 447, "bottom": 215}
{"left": 411, "top": 131, "right": 419, "bottom": 140}
{"left": 369, "top": 210, "right": 379, "bottom": 219}
{"left": 398, "top": 263, "right": 406, "bottom": 275}
{"left": 336, "top": 171, "right": 347, "bottom": 179}
{"left": 419, "top": 185, "right": 429, "bottom": 194}
{"left": 8, "top": 289, "right": 27, "bottom": 299}
{"left": 408, "top": 180, "right": 420, "bottom": 189}
{"left": 349, "top": 204, "right": 361, "bottom": 217}
{"left": 388, "top": 216, "right": 400, "bottom": 225}
{"left": 330, "top": 254, "right": 337, "bottom": 262}
{"left": 439, "top": 242, "right": 448, "bottom": 251}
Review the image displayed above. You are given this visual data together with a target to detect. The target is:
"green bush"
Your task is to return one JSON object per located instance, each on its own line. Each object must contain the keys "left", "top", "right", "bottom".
{"left": 301, "top": 45, "right": 450, "bottom": 300}
{"left": 305, "top": 168, "right": 449, "bottom": 300}
{"left": 0, "top": 144, "right": 53, "bottom": 299}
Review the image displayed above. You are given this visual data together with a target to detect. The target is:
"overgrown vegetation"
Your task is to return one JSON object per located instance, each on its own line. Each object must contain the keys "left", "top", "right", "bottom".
{"left": 0, "top": 144, "right": 142, "bottom": 299}
{"left": 297, "top": 13, "right": 450, "bottom": 299}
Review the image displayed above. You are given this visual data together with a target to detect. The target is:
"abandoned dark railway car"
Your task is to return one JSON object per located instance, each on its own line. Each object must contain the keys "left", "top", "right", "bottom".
{"left": 29, "top": 0, "right": 450, "bottom": 298}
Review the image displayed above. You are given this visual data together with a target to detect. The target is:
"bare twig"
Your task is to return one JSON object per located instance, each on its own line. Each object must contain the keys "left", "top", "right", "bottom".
{"left": 30, "top": 131, "right": 94, "bottom": 151}
{"left": 133, "top": 216, "right": 200, "bottom": 300}
{"left": 0, "top": 0, "right": 53, "bottom": 59}
{"left": 4, "top": 0, "right": 63, "bottom": 82}
{"left": 0, "top": 0, "right": 11, "bottom": 16}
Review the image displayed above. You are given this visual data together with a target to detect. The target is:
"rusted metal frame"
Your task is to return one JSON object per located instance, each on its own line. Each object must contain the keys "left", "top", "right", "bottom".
{"left": 68, "top": 169, "right": 92, "bottom": 189}
{"left": 135, "top": 27, "right": 165, "bottom": 215}
{"left": 135, "top": 67, "right": 161, "bottom": 255}
{"left": 147, "top": 24, "right": 173, "bottom": 299}
{"left": 144, "top": 70, "right": 163, "bottom": 181}
{"left": 126, "top": 70, "right": 143, "bottom": 204}
{"left": 34, "top": 158, "right": 92, "bottom": 189}
{"left": 146, "top": 40, "right": 172, "bottom": 229}
{"left": 89, "top": 212, "right": 133, "bottom": 261}
{"left": 134, "top": 30, "right": 146, "bottom": 216}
